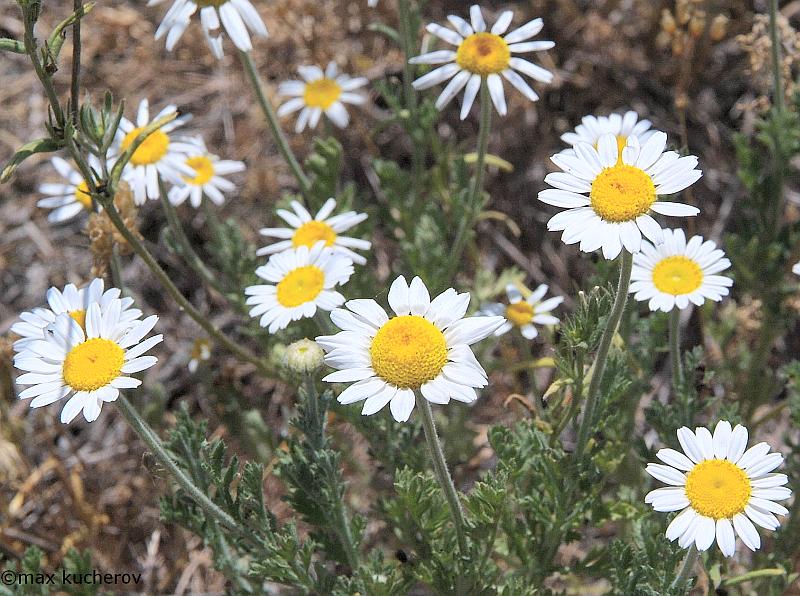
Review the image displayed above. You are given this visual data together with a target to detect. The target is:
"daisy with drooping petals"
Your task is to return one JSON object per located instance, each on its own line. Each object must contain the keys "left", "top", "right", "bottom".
{"left": 114, "top": 99, "right": 198, "bottom": 205}
{"left": 630, "top": 228, "right": 733, "bottom": 312}
{"left": 167, "top": 137, "right": 246, "bottom": 207}
{"left": 645, "top": 421, "right": 792, "bottom": 556}
{"left": 10, "top": 279, "right": 142, "bottom": 351}
{"left": 317, "top": 276, "right": 505, "bottom": 422}
{"left": 410, "top": 4, "right": 554, "bottom": 119}
{"left": 245, "top": 242, "right": 355, "bottom": 333}
{"left": 561, "top": 111, "right": 657, "bottom": 154}
{"left": 37, "top": 157, "right": 98, "bottom": 223}
{"left": 277, "top": 63, "right": 368, "bottom": 133}
{"left": 149, "top": 0, "right": 268, "bottom": 59}
{"left": 14, "top": 302, "right": 162, "bottom": 424}
{"left": 539, "top": 132, "right": 702, "bottom": 259}
{"left": 481, "top": 283, "right": 563, "bottom": 340}
{"left": 257, "top": 198, "right": 371, "bottom": 265}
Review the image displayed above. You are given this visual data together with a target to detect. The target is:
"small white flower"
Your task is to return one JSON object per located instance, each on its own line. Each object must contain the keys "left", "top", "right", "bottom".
{"left": 258, "top": 198, "right": 371, "bottom": 265}
{"left": 37, "top": 157, "right": 96, "bottom": 223}
{"left": 561, "top": 111, "right": 657, "bottom": 150}
{"left": 285, "top": 338, "right": 325, "bottom": 374}
{"left": 410, "top": 4, "right": 554, "bottom": 119}
{"left": 167, "top": 137, "right": 245, "bottom": 207}
{"left": 187, "top": 338, "right": 211, "bottom": 372}
{"left": 149, "top": 0, "right": 268, "bottom": 59}
{"left": 630, "top": 229, "right": 733, "bottom": 312}
{"left": 481, "top": 283, "right": 563, "bottom": 339}
{"left": 317, "top": 275, "right": 505, "bottom": 422}
{"left": 13, "top": 301, "right": 162, "bottom": 424}
{"left": 538, "top": 132, "right": 702, "bottom": 259}
{"left": 10, "top": 279, "right": 142, "bottom": 352}
{"left": 277, "top": 63, "right": 368, "bottom": 133}
{"left": 245, "top": 242, "right": 355, "bottom": 333}
{"left": 114, "top": 99, "right": 198, "bottom": 205}
{"left": 646, "top": 421, "right": 792, "bottom": 557}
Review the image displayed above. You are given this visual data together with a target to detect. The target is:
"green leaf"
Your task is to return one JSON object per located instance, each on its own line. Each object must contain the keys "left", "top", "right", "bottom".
{"left": 1, "top": 138, "right": 63, "bottom": 182}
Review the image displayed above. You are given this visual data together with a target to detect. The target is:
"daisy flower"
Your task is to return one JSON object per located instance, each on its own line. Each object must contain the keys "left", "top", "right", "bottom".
{"left": 257, "top": 198, "right": 371, "bottom": 265}
{"left": 409, "top": 4, "right": 554, "bottom": 119}
{"left": 37, "top": 157, "right": 96, "bottom": 223}
{"left": 149, "top": 0, "right": 268, "bottom": 59}
{"left": 10, "top": 279, "right": 142, "bottom": 351}
{"left": 187, "top": 338, "right": 211, "bottom": 373}
{"left": 539, "top": 132, "right": 702, "bottom": 259}
{"left": 167, "top": 137, "right": 246, "bottom": 207}
{"left": 561, "top": 111, "right": 657, "bottom": 154}
{"left": 245, "top": 242, "right": 355, "bottom": 333}
{"left": 630, "top": 229, "right": 733, "bottom": 312}
{"left": 13, "top": 302, "right": 162, "bottom": 424}
{"left": 317, "top": 275, "right": 505, "bottom": 422}
{"left": 481, "top": 283, "right": 563, "bottom": 339}
{"left": 114, "top": 99, "right": 198, "bottom": 205}
{"left": 277, "top": 63, "right": 368, "bottom": 133}
{"left": 645, "top": 421, "right": 792, "bottom": 556}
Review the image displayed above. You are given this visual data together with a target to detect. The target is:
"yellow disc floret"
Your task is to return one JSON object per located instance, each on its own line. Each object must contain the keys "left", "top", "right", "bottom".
{"left": 590, "top": 164, "right": 656, "bottom": 222}
{"left": 456, "top": 33, "right": 511, "bottom": 76}
{"left": 121, "top": 127, "right": 170, "bottom": 166}
{"left": 652, "top": 256, "right": 704, "bottom": 295}
{"left": 276, "top": 266, "right": 325, "bottom": 307}
{"left": 74, "top": 180, "right": 93, "bottom": 210}
{"left": 370, "top": 315, "right": 448, "bottom": 389}
{"left": 303, "top": 79, "right": 343, "bottom": 110}
{"left": 62, "top": 338, "right": 125, "bottom": 392}
{"left": 292, "top": 220, "right": 337, "bottom": 248}
{"left": 68, "top": 309, "right": 87, "bottom": 331}
{"left": 196, "top": 0, "right": 227, "bottom": 7}
{"left": 685, "top": 459, "right": 751, "bottom": 520}
{"left": 182, "top": 156, "right": 215, "bottom": 186}
{"left": 505, "top": 302, "right": 534, "bottom": 327}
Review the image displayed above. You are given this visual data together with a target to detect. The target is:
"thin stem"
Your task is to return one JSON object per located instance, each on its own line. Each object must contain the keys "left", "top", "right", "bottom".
{"left": 397, "top": 0, "right": 423, "bottom": 210}
{"left": 670, "top": 544, "right": 699, "bottom": 592}
{"left": 768, "top": 0, "right": 784, "bottom": 115}
{"left": 238, "top": 51, "right": 311, "bottom": 196}
{"left": 415, "top": 394, "right": 467, "bottom": 555}
{"left": 669, "top": 307, "right": 684, "bottom": 393}
{"left": 21, "top": 6, "right": 65, "bottom": 128}
{"left": 574, "top": 251, "right": 633, "bottom": 459}
{"left": 70, "top": 0, "right": 82, "bottom": 124}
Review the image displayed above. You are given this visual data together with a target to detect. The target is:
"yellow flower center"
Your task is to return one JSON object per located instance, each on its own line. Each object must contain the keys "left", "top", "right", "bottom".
{"left": 196, "top": 0, "right": 227, "bottom": 6}
{"left": 370, "top": 315, "right": 448, "bottom": 389}
{"left": 652, "top": 256, "right": 704, "bottom": 295}
{"left": 684, "top": 459, "right": 751, "bottom": 520}
{"left": 456, "top": 32, "right": 511, "bottom": 76}
{"left": 589, "top": 164, "right": 656, "bottom": 223}
{"left": 182, "top": 156, "right": 215, "bottom": 186}
{"left": 62, "top": 338, "right": 125, "bottom": 392}
{"left": 74, "top": 180, "right": 92, "bottom": 210}
{"left": 276, "top": 266, "right": 325, "bottom": 307}
{"left": 303, "top": 79, "right": 342, "bottom": 110}
{"left": 505, "top": 302, "right": 534, "bottom": 327}
{"left": 292, "top": 220, "right": 337, "bottom": 248}
{"left": 121, "top": 127, "right": 170, "bottom": 166}
{"left": 68, "top": 309, "right": 87, "bottom": 331}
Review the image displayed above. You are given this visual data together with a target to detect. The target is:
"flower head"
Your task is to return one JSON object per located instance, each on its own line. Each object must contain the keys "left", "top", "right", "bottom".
{"left": 481, "top": 283, "right": 563, "bottom": 339}
{"left": 13, "top": 301, "right": 162, "bottom": 424}
{"left": 410, "top": 5, "right": 554, "bottom": 118}
{"left": 285, "top": 338, "right": 325, "bottom": 374}
{"left": 37, "top": 157, "right": 98, "bottom": 223}
{"left": 317, "top": 275, "right": 504, "bottom": 422}
{"left": 630, "top": 229, "right": 733, "bottom": 312}
{"left": 646, "top": 421, "right": 792, "bottom": 556}
{"left": 245, "top": 242, "right": 355, "bottom": 333}
{"left": 149, "top": 0, "right": 268, "bottom": 59}
{"left": 539, "top": 132, "right": 702, "bottom": 259}
{"left": 258, "top": 198, "right": 371, "bottom": 265}
{"left": 167, "top": 136, "right": 245, "bottom": 207}
{"left": 561, "top": 111, "right": 657, "bottom": 153}
{"left": 278, "top": 63, "right": 368, "bottom": 133}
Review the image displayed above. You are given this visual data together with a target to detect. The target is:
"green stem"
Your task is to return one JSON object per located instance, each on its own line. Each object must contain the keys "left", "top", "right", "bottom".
{"left": 397, "top": 0, "right": 423, "bottom": 210}
{"left": 669, "top": 307, "right": 684, "bottom": 393}
{"left": 415, "top": 394, "right": 467, "bottom": 555}
{"left": 238, "top": 51, "right": 311, "bottom": 196}
{"left": 768, "top": 0, "right": 784, "bottom": 116}
{"left": 21, "top": 5, "right": 65, "bottom": 128}
{"left": 70, "top": 0, "right": 82, "bottom": 124}
{"left": 670, "top": 544, "right": 699, "bottom": 592}
{"left": 574, "top": 251, "right": 633, "bottom": 459}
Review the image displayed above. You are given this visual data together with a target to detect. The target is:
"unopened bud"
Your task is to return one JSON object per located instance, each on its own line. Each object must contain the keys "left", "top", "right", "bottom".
{"left": 285, "top": 339, "right": 324, "bottom": 374}
{"left": 689, "top": 13, "right": 706, "bottom": 39}
{"left": 660, "top": 9, "right": 677, "bottom": 35}
{"left": 709, "top": 14, "right": 728, "bottom": 42}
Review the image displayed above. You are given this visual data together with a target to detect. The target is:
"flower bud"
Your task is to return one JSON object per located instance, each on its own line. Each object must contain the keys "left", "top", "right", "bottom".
{"left": 709, "top": 14, "right": 729, "bottom": 42}
{"left": 285, "top": 339, "right": 324, "bottom": 374}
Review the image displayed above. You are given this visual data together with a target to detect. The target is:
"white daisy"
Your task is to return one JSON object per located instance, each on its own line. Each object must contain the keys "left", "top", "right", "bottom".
{"left": 481, "top": 283, "right": 563, "bottom": 339}
{"left": 10, "top": 279, "right": 142, "bottom": 352}
{"left": 37, "top": 157, "right": 96, "bottom": 223}
{"left": 409, "top": 4, "right": 554, "bottom": 119}
{"left": 316, "top": 275, "right": 505, "bottom": 422}
{"left": 114, "top": 99, "right": 198, "bottom": 205}
{"left": 645, "top": 421, "right": 792, "bottom": 557}
{"left": 245, "top": 242, "right": 354, "bottom": 333}
{"left": 149, "top": 0, "right": 268, "bottom": 59}
{"left": 277, "top": 63, "right": 368, "bottom": 133}
{"left": 630, "top": 229, "right": 733, "bottom": 312}
{"left": 13, "top": 302, "right": 162, "bottom": 424}
{"left": 561, "top": 111, "right": 657, "bottom": 152}
{"left": 539, "top": 132, "right": 702, "bottom": 259}
{"left": 167, "top": 136, "right": 245, "bottom": 207}
{"left": 257, "top": 198, "right": 371, "bottom": 265}
{"left": 187, "top": 337, "right": 211, "bottom": 373}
